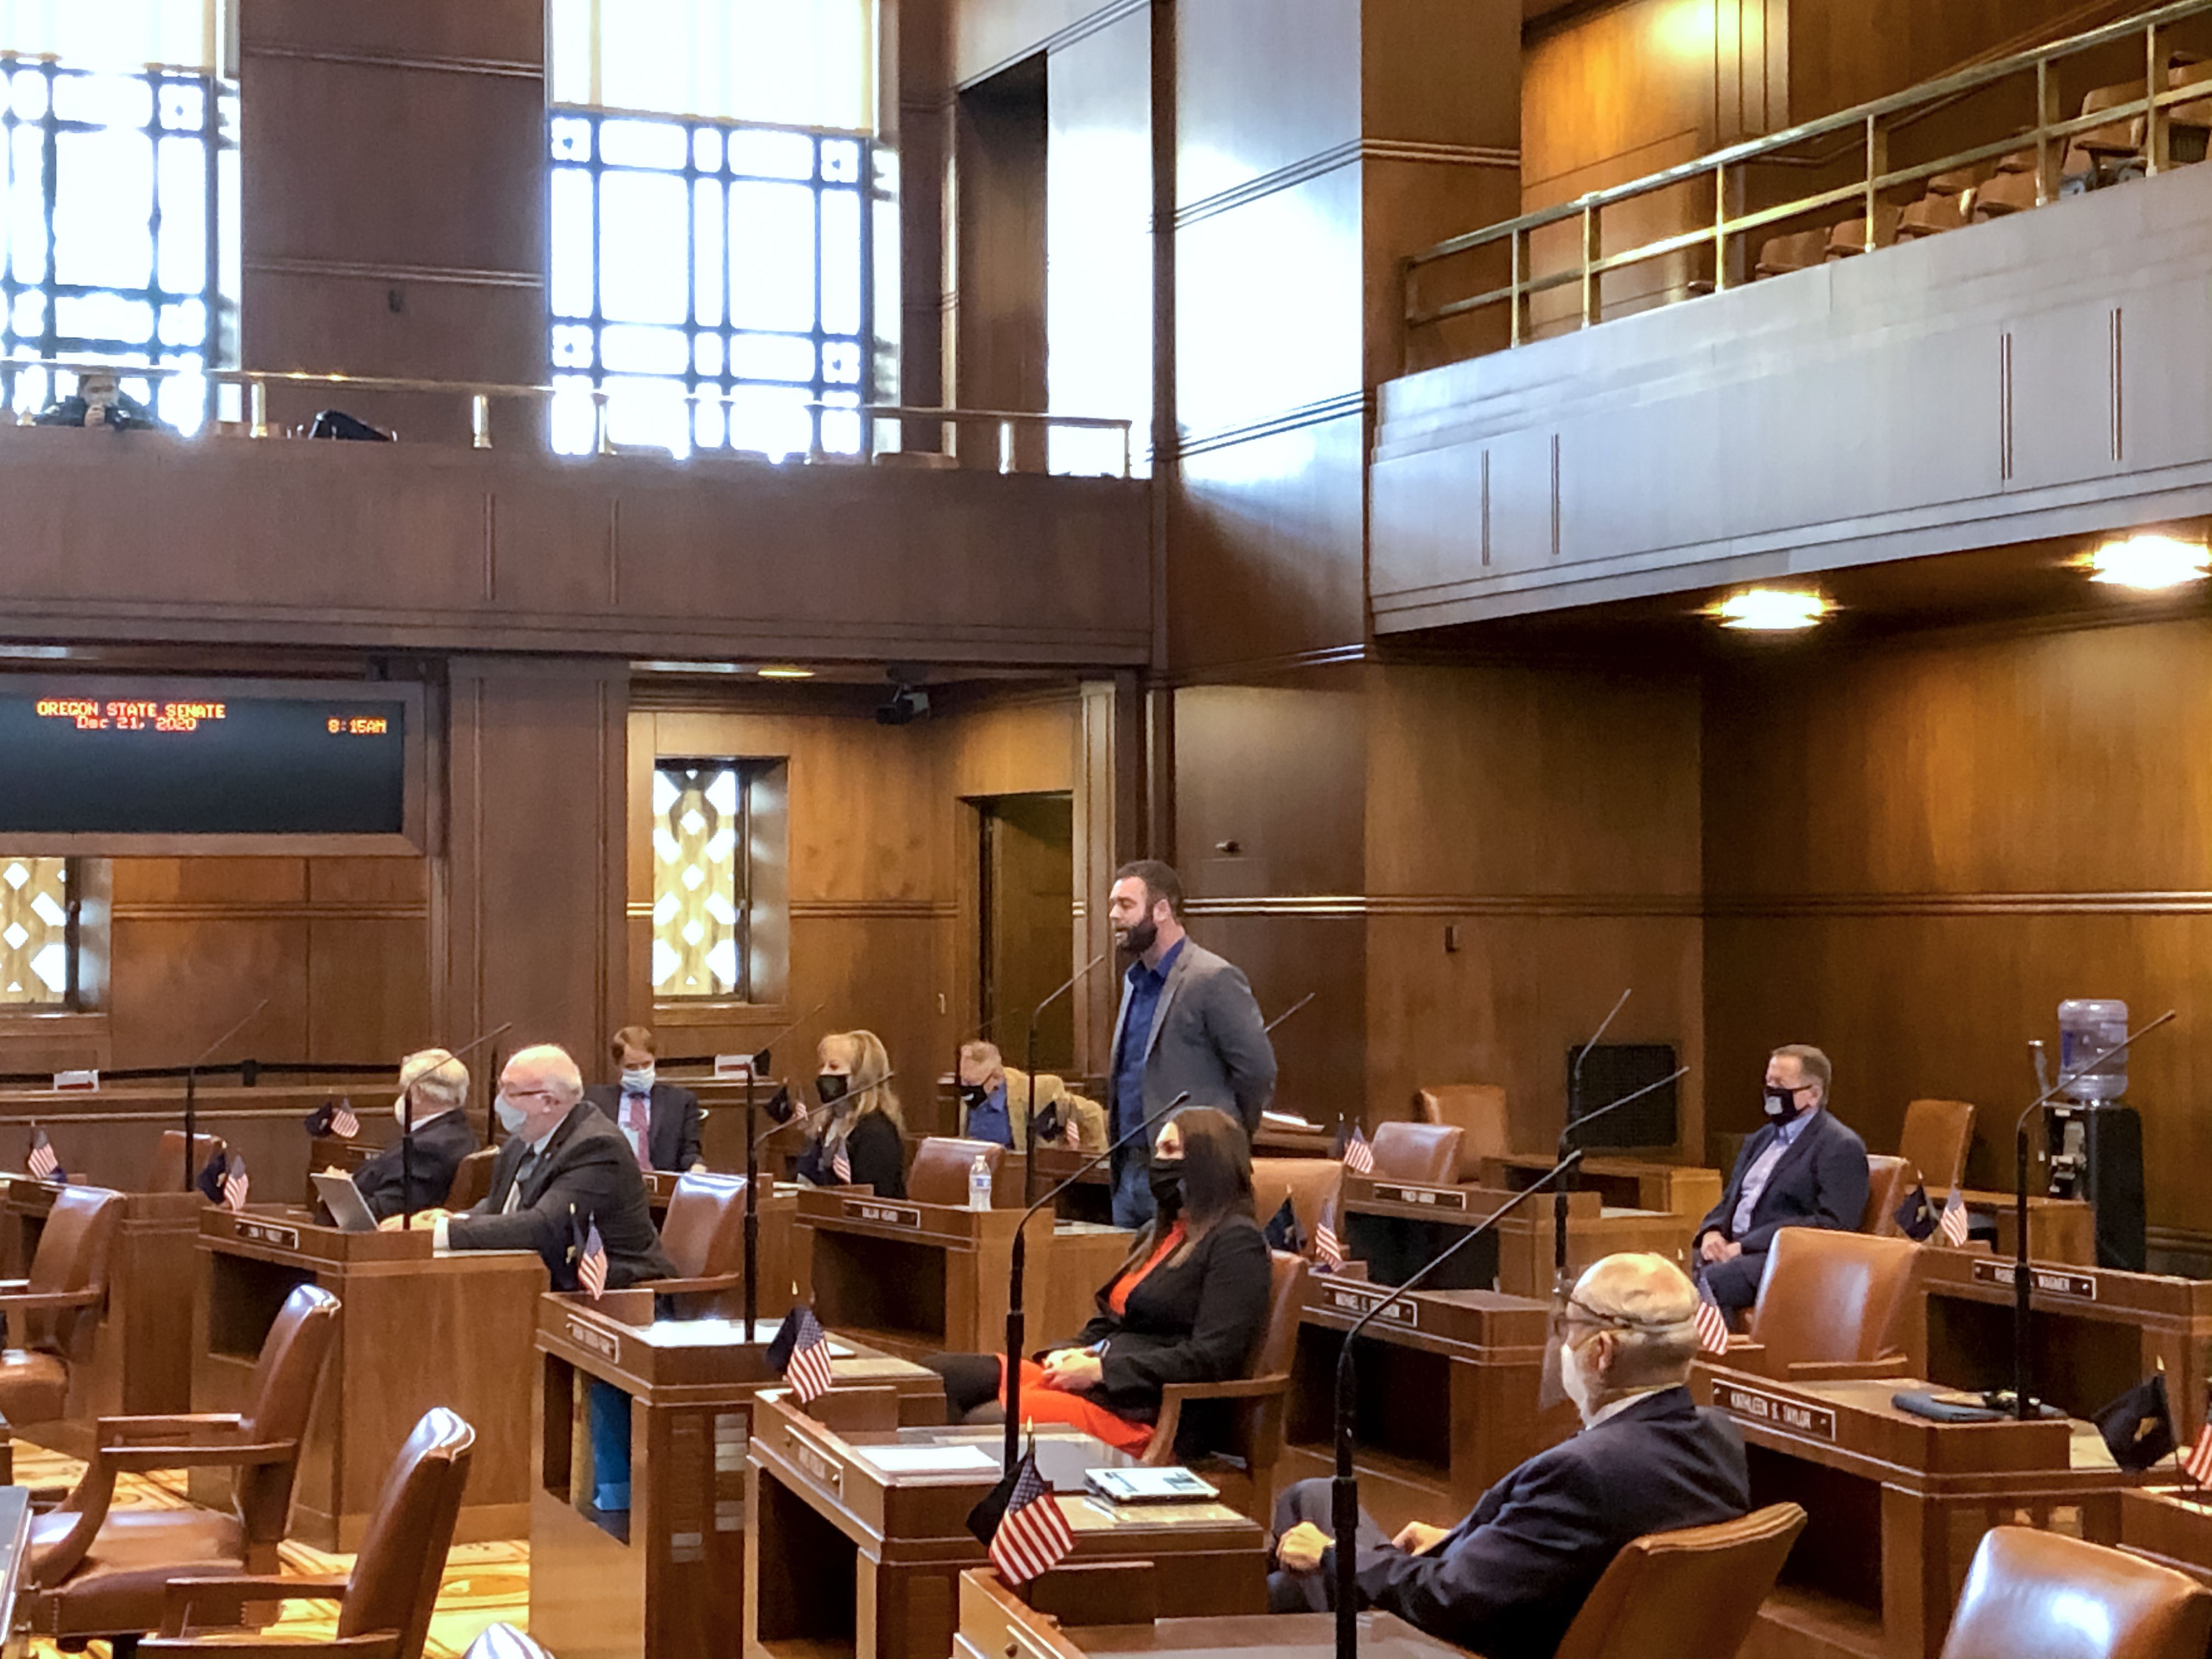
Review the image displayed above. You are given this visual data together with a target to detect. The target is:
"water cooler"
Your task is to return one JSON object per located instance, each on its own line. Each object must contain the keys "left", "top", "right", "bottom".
{"left": 2042, "top": 998, "right": 2148, "bottom": 1272}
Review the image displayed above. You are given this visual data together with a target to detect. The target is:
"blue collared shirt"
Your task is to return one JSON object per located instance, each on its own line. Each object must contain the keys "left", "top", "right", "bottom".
{"left": 965, "top": 1083, "right": 1013, "bottom": 1148}
{"left": 1112, "top": 939, "right": 1186, "bottom": 1138}
{"left": 1732, "top": 1106, "right": 1817, "bottom": 1235}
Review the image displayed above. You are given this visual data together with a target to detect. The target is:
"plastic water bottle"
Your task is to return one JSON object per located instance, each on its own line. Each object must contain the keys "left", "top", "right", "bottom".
{"left": 2057, "top": 999, "right": 2130, "bottom": 1103}
{"left": 968, "top": 1154, "right": 994, "bottom": 1211}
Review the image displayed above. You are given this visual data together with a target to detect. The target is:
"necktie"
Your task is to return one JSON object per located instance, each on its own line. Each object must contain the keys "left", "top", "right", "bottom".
{"left": 504, "top": 1150, "right": 537, "bottom": 1214}
{"left": 622, "top": 1092, "right": 650, "bottom": 1164}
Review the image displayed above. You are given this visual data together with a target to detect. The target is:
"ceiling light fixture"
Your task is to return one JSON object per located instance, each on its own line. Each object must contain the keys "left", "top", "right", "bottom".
{"left": 755, "top": 665, "right": 815, "bottom": 679}
{"left": 635, "top": 659, "right": 746, "bottom": 675}
{"left": 1709, "top": 589, "right": 1831, "bottom": 631}
{"left": 2082, "top": 532, "right": 2211, "bottom": 591}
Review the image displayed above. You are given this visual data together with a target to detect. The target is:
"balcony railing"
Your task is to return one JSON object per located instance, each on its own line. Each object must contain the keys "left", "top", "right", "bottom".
{"left": 1403, "top": 0, "right": 2212, "bottom": 368}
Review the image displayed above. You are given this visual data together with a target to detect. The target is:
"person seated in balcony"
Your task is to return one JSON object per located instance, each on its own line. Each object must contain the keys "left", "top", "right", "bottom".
{"left": 956, "top": 1039, "right": 1107, "bottom": 1151}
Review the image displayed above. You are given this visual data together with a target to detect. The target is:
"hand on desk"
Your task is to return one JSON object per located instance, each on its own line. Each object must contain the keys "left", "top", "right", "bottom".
{"left": 1392, "top": 1521, "right": 1451, "bottom": 1555}
{"left": 1697, "top": 1232, "right": 1741, "bottom": 1264}
{"left": 1040, "top": 1348, "right": 1103, "bottom": 1390}
{"left": 378, "top": 1208, "right": 449, "bottom": 1233}
{"left": 1276, "top": 1522, "right": 1329, "bottom": 1574}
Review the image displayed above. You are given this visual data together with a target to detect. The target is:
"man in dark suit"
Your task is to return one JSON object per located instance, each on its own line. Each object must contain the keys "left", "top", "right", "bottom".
{"left": 583, "top": 1024, "right": 703, "bottom": 1173}
{"left": 350, "top": 1047, "right": 481, "bottom": 1221}
{"left": 1267, "top": 1254, "right": 1750, "bottom": 1659}
{"left": 403, "top": 1043, "right": 674, "bottom": 1290}
{"left": 1692, "top": 1044, "right": 1869, "bottom": 1317}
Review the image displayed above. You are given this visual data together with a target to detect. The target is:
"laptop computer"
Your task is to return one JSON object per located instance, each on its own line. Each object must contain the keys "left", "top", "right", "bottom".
{"left": 311, "top": 1171, "right": 380, "bottom": 1234}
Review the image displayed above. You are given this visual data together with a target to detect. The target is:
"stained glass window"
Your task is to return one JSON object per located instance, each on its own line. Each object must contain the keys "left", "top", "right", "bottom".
{"left": 652, "top": 763, "right": 748, "bottom": 1000}
{"left": 0, "top": 855, "right": 70, "bottom": 1006}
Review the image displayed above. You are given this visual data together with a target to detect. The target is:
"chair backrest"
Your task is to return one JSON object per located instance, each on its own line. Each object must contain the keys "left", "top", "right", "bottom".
{"left": 909, "top": 1137, "right": 1002, "bottom": 1207}
{"left": 143, "top": 1131, "right": 224, "bottom": 1194}
{"left": 1940, "top": 1525, "right": 2212, "bottom": 1659}
{"left": 443, "top": 1146, "right": 498, "bottom": 1212}
{"left": 1412, "top": 1085, "right": 1508, "bottom": 1177}
{"left": 656, "top": 1172, "right": 750, "bottom": 1279}
{"left": 1249, "top": 1249, "right": 1308, "bottom": 1376}
{"left": 1551, "top": 1503, "right": 1808, "bottom": 1659}
{"left": 234, "top": 1284, "right": 342, "bottom": 1543}
{"left": 1370, "top": 1121, "right": 1464, "bottom": 1186}
{"left": 1898, "top": 1099, "right": 1975, "bottom": 1196}
{"left": 1860, "top": 1154, "right": 1914, "bottom": 1234}
{"left": 1748, "top": 1228, "right": 1919, "bottom": 1370}
{"left": 338, "top": 1408, "right": 477, "bottom": 1659}
{"left": 1251, "top": 1158, "right": 1342, "bottom": 1251}
{"left": 23, "top": 1186, "right": 124, "bottom": 1358}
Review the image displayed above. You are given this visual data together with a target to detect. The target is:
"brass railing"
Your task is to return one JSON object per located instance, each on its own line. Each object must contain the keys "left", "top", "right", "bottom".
{"left": 1403, "top": 0, "right": 2212, "bottom": 362}
{"left": 0, "top": 359, "right": 1136, "bottom": 479}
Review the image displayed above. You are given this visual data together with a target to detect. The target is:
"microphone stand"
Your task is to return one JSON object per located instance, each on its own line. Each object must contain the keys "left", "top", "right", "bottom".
{"left": 1552, "top": 1065, "right": 1688, "bottom": 1294}
{"left": 1001, "top": 1091, "right": 1189, "bottom": 1481}
{"left": 742, "top": 1001, "right": 827, "bottom": 1341}
{"left": 1333, "top": 1150, "right": 1584, "bottom": 1659}
{"left": 183, "top": 1000, "right": 269, "bottom": 1193}
{"left": 2005, "top": 1009, "right": 2175, "bottom": 1420}
{"left": 1558, "top": 990, "right": 1630, "bottom": 1291}
{"left": 1023, "top": 952, "right": 1107, "bottom": 1205}
{"left": 1265, "top": 991, "right": 1317, "bottom": 1036}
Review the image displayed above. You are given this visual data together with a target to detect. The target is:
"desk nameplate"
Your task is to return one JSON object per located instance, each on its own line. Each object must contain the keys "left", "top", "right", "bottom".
{"left": 1971, "top": 1260, "right": 2098, "bottom": 1301}
{"left": 565, "top": 1316, "right": 623, "bottom": 1365}
{"left": 1368, "top": 1183, "right": 1469, "bottom": 1212}
{"left": 788, "top": 1427, "right": 844, "bottom": 1497}
{"left": 1713, "top": 1380, "right": 1838, "bottom": 1441}
{"left": 237, "top": 1220, "right": 300, "bottom": 1251}
{"left": 1318, "top": 1282, "right": 1419, "bottom": 1328}
{"left": 843, "top": 1198, "right": 923, "bottom": 1230}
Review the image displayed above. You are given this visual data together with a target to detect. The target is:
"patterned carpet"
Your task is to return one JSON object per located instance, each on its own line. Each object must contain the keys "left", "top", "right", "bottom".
{"left": 12, "top": 1443, "right": 531, "bottom": 1658}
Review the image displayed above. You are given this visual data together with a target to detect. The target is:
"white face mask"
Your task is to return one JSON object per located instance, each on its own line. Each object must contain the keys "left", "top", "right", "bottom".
{"left": 620, "top": 1065, "right": 654, "bottom": 1093}
{"left": 1559, "top": 1335, "right": 1598, "bottom": 1424}
{"left": 392, "top": 1095, "right": 414, "bottom": 1131}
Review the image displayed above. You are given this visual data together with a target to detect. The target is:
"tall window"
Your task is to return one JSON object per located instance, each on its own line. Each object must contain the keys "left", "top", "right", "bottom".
{"left": 0, "top": 855, "right": 71, "bottom": 1007}
{"left": 546, "top": 0, "right": 886, "bottom": 461}
{"left": 0, "top": 4, "right": 235, "bottom": 432}
{"left": 652, "top": 762, "right": 751, "bottom": 1000}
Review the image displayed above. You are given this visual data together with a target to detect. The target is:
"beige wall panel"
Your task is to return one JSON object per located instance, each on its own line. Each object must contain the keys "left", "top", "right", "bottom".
{"left": 109, "top": 918, "right": 312, "bottom": 1069}
{"left": 111, "top": 859, "right": 307, "bottom": 906}
{"left": 308, "top": 917, "right": 432, "bottom": 1063}
{"left": 1175, "top": 0, "right": 1359, "bottom": 208}
{"left": 242, "top": 0, "right": 545, "bottom": 64}
{"left": 946, "top": 698, "right": 1081, "bottom": 798}
{"left": 1174, "top": 679, "right": 1366, "bottom": 897}
{"left": 307, "top": 859, "right": 430, "bottom": 907}
{"left": 1361, "top": 0, "right": 1521, "bottom": 152}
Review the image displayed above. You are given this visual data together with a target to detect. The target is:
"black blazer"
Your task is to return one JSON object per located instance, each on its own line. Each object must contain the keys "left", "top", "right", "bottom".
{"left": 583, "top": 1080, "right": 703, "bottom": 1172}
{"left": 1345, "top": 1386, "right": 1750, "bottom": 1659}
{"left": 793, "top": 1110, "right": 906, "bottom": 1199}
{"left": 1695, "top": 1107, "right": 1870, "bottom": 1252}
{"left": 350, "top": 1111, "right": 478, "bottom": 1222}
{"left": 1059, "top": 1217, "right": 1271, "bottom": 1429}
{"left": 447, "top": 1101, "right": 674, "bottom": 1289}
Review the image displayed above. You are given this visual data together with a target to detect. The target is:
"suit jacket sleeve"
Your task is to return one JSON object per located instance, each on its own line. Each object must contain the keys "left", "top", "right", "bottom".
{"left": 1737, "top": 1124, "right": 1867, "bottom": 1252}
{"left": 1347, "top": 1450, "right": 1605, "bottom": 1648}
{"left": 671, "top": 1086, "right": 703, "bottom": 1170}
{"left": 1204, "top": 964, "right": 1278, "bottom": 1136}
{"left": 1098, "top": 1223, "right": 1270, "bottom": 1401}
{"left": 447, "top": 1139, "right": 622, "bottom": 1260}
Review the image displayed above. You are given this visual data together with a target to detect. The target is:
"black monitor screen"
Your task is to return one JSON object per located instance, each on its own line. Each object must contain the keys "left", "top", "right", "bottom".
{"left": 0, "top": 691, "right": 408, "bottom": 835}
{"left": 1565, "top": 1042, "right": 1680, "bottom": 1149}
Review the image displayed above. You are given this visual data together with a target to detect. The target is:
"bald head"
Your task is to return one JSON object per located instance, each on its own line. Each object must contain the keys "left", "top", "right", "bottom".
{"left": 1567, "top": 1253, "right": 1701, "bottom": 1397}
{"left": 498, "top": 1044, "right": 585, "bottom": 1141}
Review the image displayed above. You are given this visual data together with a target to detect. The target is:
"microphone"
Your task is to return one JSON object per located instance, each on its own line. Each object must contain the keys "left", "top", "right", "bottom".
{"left": 741, "top": 1000, "right": 829, "bottom": 1339}
{"left": 183, "top": 1000, "right": 271, "bottom": 1194}
{"left": 993, "top": 1091, "right": 1190, "bottom": 1503}
{"left": 2001, "top": 1009, "right": 2175, "bottom": 1420}
{"left": 1022, "top": 952, "right": 1109, "bottom": 1203}
{"left": 1331, "top": 1149, "right": 1584, "bottom": 1659}
{"left": 1555, "top": 990, "right": 1633, "bottom": 1291}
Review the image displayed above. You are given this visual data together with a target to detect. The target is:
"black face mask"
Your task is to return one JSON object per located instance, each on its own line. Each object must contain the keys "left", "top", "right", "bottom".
{"left": 1147, "top": 1157, "right": 1186, "bottom": 1211}
{"left": 958, "top": 1083, "right": 989, "bottom": 1108}
{"left": 1119, "top": 915, "right": 1159, "bottom": 958}
{"left": 1763, "top": 1085, "right": 1799, "bottom": 1120}
{"left": 817, "top": 1073, "right": 851, "bottom": 1105}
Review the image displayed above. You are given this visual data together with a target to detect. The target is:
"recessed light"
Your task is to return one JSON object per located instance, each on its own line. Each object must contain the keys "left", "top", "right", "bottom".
{"left": 756, "top": 665, "right": 815, "bottom": 680}
{"left": 2082, "top": 532, "right": 2211, "bottom": 591}
{"left": 635, "top": 659, "right": 746, "bottom": 675}
{"left": 1709, "top": 590, "right": 1831, "bottom": 631}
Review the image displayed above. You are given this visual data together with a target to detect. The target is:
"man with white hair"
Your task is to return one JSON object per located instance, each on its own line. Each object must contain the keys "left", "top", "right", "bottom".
{"left": 397, "top": 1043, "right": 673, "bottom": 1289}
{"left": 349, "top": 1048, "right": 480, "bottom": 1221}
{"left": 1267, "top": 1252, "right": 1750, "bottom": 1659}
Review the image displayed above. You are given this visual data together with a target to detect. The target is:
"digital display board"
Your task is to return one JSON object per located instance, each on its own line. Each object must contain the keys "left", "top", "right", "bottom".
{"left": 0, "top": 688, "right": 409, "bottom": 836}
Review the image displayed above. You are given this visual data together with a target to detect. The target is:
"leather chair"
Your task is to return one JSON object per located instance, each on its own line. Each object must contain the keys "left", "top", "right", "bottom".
{"left": 144, "top": 1407, "right": 477, "bottom": 1659}
{"left": 1743, "top": 1227, "right": 1918, "bottom": 1381}
{"left": 442, "top": 1146, "right": 498, "bottom": 1212}
{"left": 0, "top": 1184, "right": 125, "bottom": 1435}
{"left": 1939, "top": 1525, "right": 2212, "bottom": 1659}
{"left": 639, "top": 1172, "right": 751, "bottom": 1316}
{"left": 27, "top": 1285, "right": 341, "bottom": 1647}
{"left": 1137, "top": 1250, "right": 1307, "bottom": 1521}
{"left": 143, "top": 1132, "right": 224, "bottom": 1195}
{"left": 908, "top": 1137, "right": 1002, "bottom": 1207}
{"left": 1413, "top": 1085, "right": 1508, "bottom": 1180}
{"left": 1251, "top": 1157, "right": 1343, "bottom": 1254}
{"left": 1550, "top": 1502, "right": 1807, "bottom": 1659}
{"left": 1899, "top": 1098, "right": 1975, "bottom": 1196}
{"left": 1369, "top": 1122, "right": 1465, "bottom": 1187}
{"left": 1860, "top": 1154, "right": 1915, "bottom": 1235}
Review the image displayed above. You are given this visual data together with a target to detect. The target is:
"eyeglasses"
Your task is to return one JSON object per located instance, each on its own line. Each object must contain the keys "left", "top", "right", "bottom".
{"left": 1547, "top": 1294, "right": 1686, "bottom": 1340}
{"left": 500, "top": 1088, "right": 558, "bottom": 1105}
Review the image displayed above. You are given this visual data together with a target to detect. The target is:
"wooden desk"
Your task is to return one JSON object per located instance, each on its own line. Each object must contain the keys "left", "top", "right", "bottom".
{"left": 1953, "top": 1189, "right": 2096, "bottom": 1267}
{"left": 531, "top": 1294, "right": 943, "bottom": 1659}
{"left": 1693, "top": 1367, "right": 2126, "bottom": 1659}
{"left": 1480, "top": 1153, "right": 1722, "bottom": 1222}
{"left": 956, "top": 1572, "right": 1462, "bottom": 1659}
{"left": 1281, "top": 1275, "right": 1569, "bottom": 1536}
{"left": 190, "top": 1206, "right": 546, "bottom": 1550}
{"left": 1, "top": 1178, "right": 203, "bottom": 1454}
{"left": 1340, "top": 1176, "right": 1685, "bottom": 1299}
{"left": 1909, "top": 1249, "right": 2212, "bottom": 1443}
{"left": 747, "top": 1393, "right": 1267, "bottom": 1659}
{"left": 795, "top": 1189, "right": 1130, "bottom": 1360}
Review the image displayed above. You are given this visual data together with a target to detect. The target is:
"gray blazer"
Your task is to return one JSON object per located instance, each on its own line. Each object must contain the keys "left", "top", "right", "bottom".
{"left": 1108, "top": 939, "right": 1278, "bottom": 1162}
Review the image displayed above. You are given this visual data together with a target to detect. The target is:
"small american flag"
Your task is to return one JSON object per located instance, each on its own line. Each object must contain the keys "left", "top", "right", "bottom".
{"left": 330, "top": 1099, "right": 360, "bottom": 1139}
{"left": 831, "top": 1141, "right": 852, "bottom": 1183}
{"left": 577, "top": 1218, "right": 608, "bottom": 1301}
{"left": 1313, "top": 1194, "right": 1347, "bottom": 1272}
{"left": 768, "top": 1302, "right": 837, "bottom": 1403}
{"left": 1694, "top": 1279, "right": 1731, "bottom": 1355}
{"left": 221, "top": 1153, "right": 250, "bottom": 1213}
{"left": 987, "top": 1448, "right": 1076, "bottom": 1584}
{"left": 1937, "top": 1186, "right": 1970, "bottom": 1248}
{"left": 2187, "top": 1388, "right": 2212, "bottom": 1488}
{"left": 1341, "top": 1127, "right": 1375, "bottom": 1176}
{"left": 1063, "top": 1111, "right": 1082, "bottom": 1148}
{"left": 26, "top": 1126, "right": 60, "bottom": 1184}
